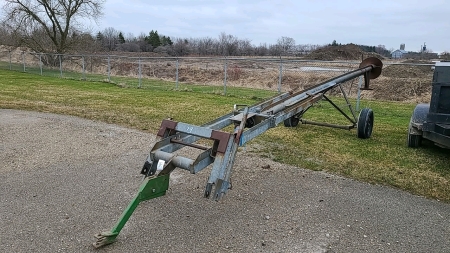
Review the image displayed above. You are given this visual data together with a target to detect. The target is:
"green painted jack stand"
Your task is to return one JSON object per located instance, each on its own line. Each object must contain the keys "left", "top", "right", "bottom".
{"left": 93, "top": 174, "right": 170, "bottom": 248}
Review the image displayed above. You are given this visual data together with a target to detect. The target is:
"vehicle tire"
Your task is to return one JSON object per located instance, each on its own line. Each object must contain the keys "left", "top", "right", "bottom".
{"left": 245, "top": 117, "right": 255, "bottom": 128}
{"left": 406, "top": 104, "right": 428, "bottom": 148}
{"left": 407, "top": 123, "right": 422, "bottom": 148}
{"left": 357, "top": 108, "right": 374, "bottom": 139}
{"left": 283, "top": 116, "right": 300, "bottom": 127}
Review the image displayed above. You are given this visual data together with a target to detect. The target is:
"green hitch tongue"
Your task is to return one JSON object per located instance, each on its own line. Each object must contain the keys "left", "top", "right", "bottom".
{"left": 93, "top": 174, "right": 170, "bottom": 248}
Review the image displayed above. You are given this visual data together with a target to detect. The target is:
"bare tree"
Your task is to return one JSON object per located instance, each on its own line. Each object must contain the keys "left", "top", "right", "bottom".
{"left": 184, "top": 38, "right": 199, "bottom": 55}
{"left": 197, "top": 37, "right": 216, "bottom": 55}
{"left": 277, "top": 36, "right": 296, "bottom": 56}
{"left": 2, "top": 0, "right": 104, "bottom": 54}
{"left": 296, "top": 44, "right": 322, "bottom": 55}
{"left": 0, "top": 22, "right": 20, "bottom": 46}
{"left": 268, "top": 44, "right": 282, "bottom": 56}
{"left": 125, "top": 33, "right": 136, "bottom": 42}
{"left": 99, "top": 27, "right": 120, "bottom": 51}
{"left": 116, "top": 42, "right": 141, "bottom": 52}
{"left": 71, "top": 32, "right": 98, "bottom": 53}
{"left": 172, "top": 38, "right": 190, "bottom": 56}
{"left": 254, "top": 43, "right": 268, "bottom": 56}
{"left": 237, "top": 39, "right": 253, "bottom": 56}
{"left": 440, "top": 51, "right": 450, "bottom": 60}
{"left": 308, "top": 44, "right": 323, "bottom": 52}
{"left": 135, "top": 32, "right": 152, "bottom": 52}
{"left": 218, "top": 32, "right": 239, "bottom": 56}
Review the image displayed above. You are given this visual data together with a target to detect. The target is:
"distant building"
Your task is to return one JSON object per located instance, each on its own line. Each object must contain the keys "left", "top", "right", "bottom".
{"left": 391, "top": 43, "right": 438, "bottom": 59}
{"left": 391, "top": 49, "right": 407, "bottom": 59}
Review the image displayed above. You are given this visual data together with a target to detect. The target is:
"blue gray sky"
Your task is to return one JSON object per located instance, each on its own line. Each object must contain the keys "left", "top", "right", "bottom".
{"left": 98, "top": 0, "right": 449, "bottom": 53}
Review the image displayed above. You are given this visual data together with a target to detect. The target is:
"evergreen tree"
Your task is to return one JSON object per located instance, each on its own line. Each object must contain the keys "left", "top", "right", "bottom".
{"left": 160, "top": 35, "right": 173, "bottom": 46}
{"left": 96, "top": 32, "right": 104, "bottom": 41}
{"left": 118, "top": 32, "right": 125, "bottom": 44}
{"left": 144, "top": 31, "right": 151, "bottom": 43}
{"left": 147, "top": 30, "right": 161, "bottom": 48}
{"left": 166, "top": 36, "right": 173, "bottom": 45}
{"left": 160, "top": 35, "right": 166, "bottom": 46}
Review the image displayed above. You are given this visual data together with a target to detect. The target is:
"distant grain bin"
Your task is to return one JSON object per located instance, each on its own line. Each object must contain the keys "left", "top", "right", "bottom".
{"left": 400, "top": 44, "right": 405, "bottom": 50}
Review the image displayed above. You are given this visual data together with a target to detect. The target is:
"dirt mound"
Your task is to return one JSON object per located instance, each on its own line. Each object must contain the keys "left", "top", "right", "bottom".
{"left": 382, "top": 64, "right": 434, "bottom": 78}
{"left": 305, "top": 44, "right": 384, "bottom": 61}
{"left": 370, "top": 76, "right": 432, "bottom": 102}
{"left": 402, "top": 59, "right": 434, "bottom": 64}
{"left": 93, "top": 51, "right": 163, "bottom": 57}
{"left": 0, "top": 45, "right": 38, "bottom": 65}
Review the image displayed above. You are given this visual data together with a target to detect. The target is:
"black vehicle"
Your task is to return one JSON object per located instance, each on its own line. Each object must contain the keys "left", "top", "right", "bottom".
{"left": 407, "top": 62, "right": 450, "bottom": 149}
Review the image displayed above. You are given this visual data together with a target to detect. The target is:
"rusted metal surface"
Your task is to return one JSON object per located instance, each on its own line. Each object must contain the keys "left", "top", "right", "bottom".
{"left": 211, "top": 130, "right": 232, "bottom": 154}
{"left": 359, "top": 57, "right": 383, "bottom": 79}
{"left": 156, "top": 119, "right": 178, "bottom": 137}
{"left": 170, "top": 138, "right": 209, "bottom": 150}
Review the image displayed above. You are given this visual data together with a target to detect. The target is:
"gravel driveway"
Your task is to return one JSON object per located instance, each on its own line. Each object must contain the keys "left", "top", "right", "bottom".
{"left": 1, "top": 109, "right": 449, "bottom": 253}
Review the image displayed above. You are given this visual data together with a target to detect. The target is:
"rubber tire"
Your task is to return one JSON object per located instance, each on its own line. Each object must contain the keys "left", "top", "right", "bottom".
{"left": 245, "top": 117, "right": 255, "bottom": 128}
{"left": 284, "top": 116, "right": 300, "bottom": 127}
{"left": 407, "top": 124, "right": 422, "bottom": 148}
{"left": 357, "top": 108, "right": 374, "bottom": 139}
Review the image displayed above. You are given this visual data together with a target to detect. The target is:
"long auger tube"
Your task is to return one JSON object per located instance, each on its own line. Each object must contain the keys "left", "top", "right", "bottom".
{"left": 93, "top": 57, "right": 383, "bottom": 248}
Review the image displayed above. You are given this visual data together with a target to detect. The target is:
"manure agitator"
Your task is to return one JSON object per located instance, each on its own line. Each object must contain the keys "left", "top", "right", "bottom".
{"left": 93, "top": 57, "right": 383, "bottom": 248}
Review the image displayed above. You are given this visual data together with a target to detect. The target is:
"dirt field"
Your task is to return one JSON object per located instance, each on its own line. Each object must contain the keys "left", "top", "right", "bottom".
{"left": 0, "top": 45, "right": 436, "bottom": 103}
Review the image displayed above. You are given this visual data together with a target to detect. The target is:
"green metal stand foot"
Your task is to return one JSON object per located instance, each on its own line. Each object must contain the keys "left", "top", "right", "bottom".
{"left": 93, "top": 174, "right": 170, "bottom": 248}
{"left": 93, "top": 231, "right": 118, "bottom": 248}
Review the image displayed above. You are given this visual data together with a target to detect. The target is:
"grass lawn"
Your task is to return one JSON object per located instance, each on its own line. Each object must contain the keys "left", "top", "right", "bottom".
{"left": 1, "top": 69, "right": 448, "bottom": 201}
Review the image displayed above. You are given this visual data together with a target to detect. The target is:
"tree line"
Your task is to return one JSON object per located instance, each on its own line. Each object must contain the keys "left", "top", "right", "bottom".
{"left": 0, "top": 0, "right": 386, "bottom": 58}
{"left": 89, "top": 28, "right": 327, "bottom": 57}
{"left": 2, "top": 0, "right": 440, "bottom": 60}
{"left": 0, "top": 21, "right": 391, "bottom": 58}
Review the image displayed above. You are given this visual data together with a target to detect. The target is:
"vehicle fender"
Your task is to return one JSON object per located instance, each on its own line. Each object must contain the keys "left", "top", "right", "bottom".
{"left": 409, "top": 104, "right": 429, "bottom": 135}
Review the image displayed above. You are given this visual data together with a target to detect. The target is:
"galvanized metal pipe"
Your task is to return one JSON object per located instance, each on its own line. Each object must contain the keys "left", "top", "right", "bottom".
{"left": 223, "top": 58, "right": 227, "bottom": 95}
{"left": 356, "top": 76, "right": 363, "bottom": 111}
{"left": 59, "top": 55, "right": 62, "bottom": 78}
{"left": 278, "top": 57, "right": 282, "bottom": 93}
{"left": 176, "top": 58, "right": 179, "bottom": 89}
{"left": 138, "top": 57, "right": 142, "bottom": 88}
{"left": 300, "top": 119, "right": 354, "bottom": 130}
{"left": 39, "top": 54, "right": 42, "bottom": 75}
{"left": 263, "top": 65, "right": 375, "bottom": 115}
{"left": 152, "top": 150, "right": 194, "bottom": 171}
{"left": 82, "top": 56, "right": 86, "bottom": 80}
{"left": 108, "top": 55, "right": 111, "bottom": 82}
